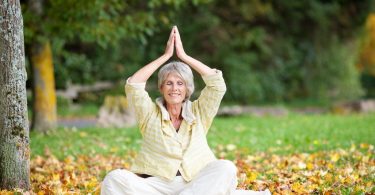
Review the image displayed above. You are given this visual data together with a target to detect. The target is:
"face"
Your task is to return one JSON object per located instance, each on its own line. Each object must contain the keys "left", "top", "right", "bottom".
{"left": 161, "top": 73, "right": 187, "bottom": 105}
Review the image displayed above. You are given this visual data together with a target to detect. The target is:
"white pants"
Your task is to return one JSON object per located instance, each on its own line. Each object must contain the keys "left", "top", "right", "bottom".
{"left": 101, "top": 160, "right": 271, "bottom": 195}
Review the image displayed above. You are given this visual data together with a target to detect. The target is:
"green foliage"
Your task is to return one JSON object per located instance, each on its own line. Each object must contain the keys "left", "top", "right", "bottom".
{"left": 207, "top": 0, "right": 370, "bottom": 103}
{"left": 22, "top": 0, "right": 373, "bottom": 103}
{"left": 222, "top": 52, "right": 263, "bottom": 103}
{"left": 304, "top": 39, "right": 364, "bottom": 101}
{"left": 361, "top": 73, "right": 375, "bottom": 98}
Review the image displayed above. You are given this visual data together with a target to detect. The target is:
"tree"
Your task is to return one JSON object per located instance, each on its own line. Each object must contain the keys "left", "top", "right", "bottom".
{"left": 168, "top": 0, "right": 370, "bottom": 103}
{"left": 28, "top": 0, "right": 57, "bottom": 132}
{"left": 22, "top": 0, "right": 183, "bottom": 132}
{"left": 0, "top": 0, "right": 31, "bottom": 190}
{"left": 20, "top": 0, "right": 204, "bottom": 132}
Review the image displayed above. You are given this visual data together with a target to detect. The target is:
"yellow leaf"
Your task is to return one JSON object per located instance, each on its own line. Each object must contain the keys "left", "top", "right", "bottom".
{"left": 343, "top": 176, "right": 354, "bottom": 184}
{"left": 327, "top": 163, "right": 334, "bottom": 170}
{"left": 37, "top": 191, "right": 45, "bottom": 195}
{"left": 78, "top": 164, "right": 88, "bottom": 171}
{"left": 330, "top": 153, "right": 340, "bottom": 162}
{"left": 32, "top": 173, "right": 45, "bottom": 182}
{"left": 360, "top": 143, "right": 369, "bottom": 149}
{"left": 324, "top": 173, "right": 333, "bottom": 183}
{"left": 291, "top": 182, "right": 305, "bottom": 193}
{"left": 307, "top": 184, "right": 318, "bottom": 191}
{"left": 247, "top": 172, "right": 258, "bottom": 182}
{"left": 80, "top": 132, "right": 88, "bottom": 137}
{"left": 64, "top": 165, "right": 74, "bottom": 172}
{"left": 64, "top": 156, "right": 74, "bottom": 164}
{"left": 52, "top": 173, "right": 60, "bottom": 181}
{"left": 306, "top": 163, "right": 314, "bottom": 170}
{"left": 110, "top": 147, "right": 119, "bottom": 153}
{"left": 87, "top": 177, "right": 98, "bottom": 188}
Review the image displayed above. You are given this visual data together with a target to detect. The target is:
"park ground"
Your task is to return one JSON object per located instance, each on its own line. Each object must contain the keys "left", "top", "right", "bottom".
{"left": 3, "top": 109, "right": 370, "bottom": 194}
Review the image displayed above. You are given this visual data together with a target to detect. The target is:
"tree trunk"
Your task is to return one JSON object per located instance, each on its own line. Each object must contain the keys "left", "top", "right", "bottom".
{"left": 358, "top": 13, "right": 375, "bottom": 76}
{"left": 31, "top": 41, "right": 57, "bottom": 132}
{"left": 0, "top": 0, "right": 31, "bottom": 190}
{"left": 28, "top": 0, "right": 57, "bottom": 132}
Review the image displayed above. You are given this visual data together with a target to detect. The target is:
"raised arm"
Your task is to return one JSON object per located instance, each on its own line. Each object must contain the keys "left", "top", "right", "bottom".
{"left": 174, "top": 26, "right": 216, "bottom": 76}
{"left": 128, "top": 27, "right": 176, "bottom": 83}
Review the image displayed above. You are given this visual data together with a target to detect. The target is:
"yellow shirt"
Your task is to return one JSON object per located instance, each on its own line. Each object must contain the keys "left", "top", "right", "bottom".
{"left": 125, "top": 70, "right": 226, "bottom": 182}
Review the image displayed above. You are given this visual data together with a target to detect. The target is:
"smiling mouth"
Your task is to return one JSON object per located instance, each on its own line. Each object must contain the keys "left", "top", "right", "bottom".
{"left": 169, "top": 93, "right": 180, "bottom": 97}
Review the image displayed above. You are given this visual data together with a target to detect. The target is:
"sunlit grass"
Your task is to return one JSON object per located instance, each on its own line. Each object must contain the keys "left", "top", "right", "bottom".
{"left": 209, "top": 113, "right": 375, "bottom": 155}
{"left": 27, "top": 112, "right": 375, "bottom": 194}
{"left": 30, "top": 112, "right": 375, "bottom": 159}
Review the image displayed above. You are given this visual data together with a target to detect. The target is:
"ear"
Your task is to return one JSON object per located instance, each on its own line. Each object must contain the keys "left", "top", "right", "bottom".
{"left": 159, "top": 85, "right": 163, "bottom": 93}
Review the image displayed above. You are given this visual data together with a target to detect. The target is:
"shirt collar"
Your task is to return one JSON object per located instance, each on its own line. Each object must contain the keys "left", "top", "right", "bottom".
{"left": 155, "top": 97, "right": 196, "bottom": 125}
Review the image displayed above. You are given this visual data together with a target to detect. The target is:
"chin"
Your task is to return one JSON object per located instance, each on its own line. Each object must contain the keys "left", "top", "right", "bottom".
{"left": 165, "top": 99, "right": 184, "bottom": 105}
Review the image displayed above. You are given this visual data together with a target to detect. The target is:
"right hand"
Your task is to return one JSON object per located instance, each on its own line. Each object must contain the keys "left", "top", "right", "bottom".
{"left": 164, "top": 27, "right": 175, "bottom": 58}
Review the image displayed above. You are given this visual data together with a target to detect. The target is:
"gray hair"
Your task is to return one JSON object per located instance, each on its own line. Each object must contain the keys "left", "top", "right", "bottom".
{"left": 158, "top": 61, "right": 194, "bottom": 101}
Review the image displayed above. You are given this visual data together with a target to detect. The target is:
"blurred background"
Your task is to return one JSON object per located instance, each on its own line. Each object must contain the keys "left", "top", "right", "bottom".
{"left": 20, "top": 0, "right": 375, "bottom": 130}
{"left": 16, "top": 2, "right": 375, "bottom": 193}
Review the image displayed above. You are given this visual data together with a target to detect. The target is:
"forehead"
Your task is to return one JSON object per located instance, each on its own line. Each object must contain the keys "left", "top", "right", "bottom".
{"left": 164, "top": 72, "right": 184, "bottom": 82}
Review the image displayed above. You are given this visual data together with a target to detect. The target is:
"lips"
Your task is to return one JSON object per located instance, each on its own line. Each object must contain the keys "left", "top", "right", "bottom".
{"left": 169, "top": 93, "right": 180, "bottom": 97}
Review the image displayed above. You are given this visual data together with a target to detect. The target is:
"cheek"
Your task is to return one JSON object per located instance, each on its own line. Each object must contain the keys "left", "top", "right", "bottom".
{"left": 182, "top": 87, "right": 187, "bottom": 96}
{"left": 161, "top": 85, "right": 170, "bottom": 92}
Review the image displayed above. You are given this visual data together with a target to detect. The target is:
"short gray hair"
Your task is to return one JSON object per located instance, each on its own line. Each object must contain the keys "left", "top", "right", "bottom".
{"left": 158, "top": 61, "right": 194, "bottom": 101}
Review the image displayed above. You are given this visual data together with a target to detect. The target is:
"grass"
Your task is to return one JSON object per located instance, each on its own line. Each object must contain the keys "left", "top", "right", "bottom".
{"left": 30, "top": 112, "right": 375, "bottom": 159}
{"left": 27, "top": 111, "right": 375, "bottom": 194}
{"left": 28, "top": 103, "right": 100, "bottom": 119}
{"left": 58, "top": 103, "right": 100, "bottom": 117}
{"left": 209, "top": 113, "right": 375, "bottom": 155}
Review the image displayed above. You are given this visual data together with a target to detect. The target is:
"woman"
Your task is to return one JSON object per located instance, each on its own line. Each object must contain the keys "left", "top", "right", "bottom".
{"left": 101, "top": 26, "right": 271, "bottom": 195}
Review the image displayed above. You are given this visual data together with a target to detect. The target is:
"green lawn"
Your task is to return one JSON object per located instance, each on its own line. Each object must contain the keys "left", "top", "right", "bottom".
{"left": 30, "top": 112, "right": 375, "bottom": 159}
{"left": 209, "top": 113, "right": 375, "bottom": 154}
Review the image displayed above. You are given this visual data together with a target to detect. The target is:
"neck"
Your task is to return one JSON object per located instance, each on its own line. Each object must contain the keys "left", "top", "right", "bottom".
{"left": 166, "top": 103, "right": 182, "bottom": 120}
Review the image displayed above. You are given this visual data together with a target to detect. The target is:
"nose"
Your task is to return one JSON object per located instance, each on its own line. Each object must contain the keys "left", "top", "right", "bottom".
{"left": 171, "top": 84, "right": 178, "bottom": 91}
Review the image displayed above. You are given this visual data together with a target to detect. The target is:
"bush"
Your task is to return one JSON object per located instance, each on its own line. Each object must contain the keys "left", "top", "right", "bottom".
{"left": 304, "top": 39, "right": 364, "bottom": 101}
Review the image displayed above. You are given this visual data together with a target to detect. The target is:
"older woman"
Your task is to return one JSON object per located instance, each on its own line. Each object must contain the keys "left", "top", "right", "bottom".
{"left": 101, "top": 26, "right": 271, "bottom": 195}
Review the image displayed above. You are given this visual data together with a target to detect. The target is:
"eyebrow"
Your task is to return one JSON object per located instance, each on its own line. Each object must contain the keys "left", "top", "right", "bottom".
{"left": 165, "top": 80, "right": 184, "bottom": 83}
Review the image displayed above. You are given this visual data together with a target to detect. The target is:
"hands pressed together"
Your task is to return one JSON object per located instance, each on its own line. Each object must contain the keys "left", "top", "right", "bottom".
{"left": 128, "top": 26, "right": 215, "bottom": 83}
{"left": 164, "top": 26, "right": 188, "bottom": 61}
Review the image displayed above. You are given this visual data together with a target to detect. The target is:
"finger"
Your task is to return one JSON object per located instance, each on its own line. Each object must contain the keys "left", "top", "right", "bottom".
{"left": 169, "top": 33, "right": 175, "bottom": 45}
{"left": 175, "top": 27, "right": 182, "bottom": 43}
{"left": 169, "top": 34, "right": 176, "bottom": 45}
{"left": 167, "top": 35, "right": 174, "bottom": 47}
{"left": 167, "top": 35, "right": 175, "bottom": 50}
{"left": 168, "top": 27, "right": 175, "bottom": 42}
{"left": 175, "top": 26, "right": 180, "bottom": 37}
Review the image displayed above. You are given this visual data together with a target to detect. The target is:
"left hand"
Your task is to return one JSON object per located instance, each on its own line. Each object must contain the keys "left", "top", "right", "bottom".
{"left": 174, "top": 26, "right": 188, "bottom": 60}
{"left": 164, "top": 26, "right": 175, "bottom": 59}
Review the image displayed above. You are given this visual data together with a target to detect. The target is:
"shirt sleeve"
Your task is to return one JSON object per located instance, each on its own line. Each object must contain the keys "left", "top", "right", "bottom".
{"left": 125, "top": 78, "right": 155, "bottom": 134}
{"left": 193, "top": 70, "right": 226, "bottom": 134}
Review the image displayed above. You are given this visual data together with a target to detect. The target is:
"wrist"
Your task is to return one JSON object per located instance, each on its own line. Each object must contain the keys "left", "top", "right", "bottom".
{"left": 179, "top": 53, "right": 189, "bottom": 62}
{"left": 161, "top": 53, "right": 171, "bottom": 61}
